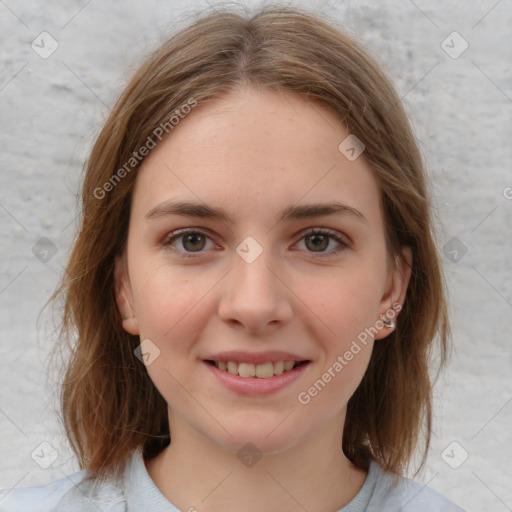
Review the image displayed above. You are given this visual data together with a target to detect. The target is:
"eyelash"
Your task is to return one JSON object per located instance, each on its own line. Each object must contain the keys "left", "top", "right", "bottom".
{"left": 162, "top": 227, "right": 349, "bottom": 259}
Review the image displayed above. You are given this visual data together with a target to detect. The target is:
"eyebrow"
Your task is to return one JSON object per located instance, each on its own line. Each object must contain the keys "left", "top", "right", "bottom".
{"left": 144, "top": 200, "right": 368, "bottom": 224}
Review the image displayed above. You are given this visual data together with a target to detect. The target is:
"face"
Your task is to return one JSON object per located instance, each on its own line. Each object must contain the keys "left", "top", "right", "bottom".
{"left": 115, "top": 87, "right": 411, "bottom": 456}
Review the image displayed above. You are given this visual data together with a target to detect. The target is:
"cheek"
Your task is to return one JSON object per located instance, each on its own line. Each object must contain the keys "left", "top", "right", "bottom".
{"left": 297, "top": 275, "right": 377, "bottom": 413}
{"left": 308, "top": 265, "right": 385, "bottom": 343}
{"left": 128, "top": 257, "right": 217, "bottom": 351}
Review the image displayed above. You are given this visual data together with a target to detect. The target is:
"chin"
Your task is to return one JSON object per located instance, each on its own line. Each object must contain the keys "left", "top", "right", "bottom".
{"left": 204, "top": 422, "right": 304, "bottom": 457}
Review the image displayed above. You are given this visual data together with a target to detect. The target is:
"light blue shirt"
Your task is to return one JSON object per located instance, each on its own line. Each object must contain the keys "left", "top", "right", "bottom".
{"left": 0, "top": 446, "right": 466, "bottom": 511}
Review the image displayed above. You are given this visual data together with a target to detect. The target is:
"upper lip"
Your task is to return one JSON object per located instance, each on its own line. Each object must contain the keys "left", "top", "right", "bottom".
{"left": 203, "top": 350, "right": 310, "bottom": 365}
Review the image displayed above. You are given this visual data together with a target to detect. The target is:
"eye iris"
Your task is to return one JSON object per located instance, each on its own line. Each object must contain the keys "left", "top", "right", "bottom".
{"left": 182, "top": 233, "right": 206, "bottom": 252}
{"left": 306, "top": 234, "right": 329, "bottom": 252}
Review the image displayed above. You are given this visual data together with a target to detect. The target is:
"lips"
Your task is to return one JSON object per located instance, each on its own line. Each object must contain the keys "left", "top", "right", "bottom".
{"left": 202, "top": 351, "right": 312, "bottom": 395}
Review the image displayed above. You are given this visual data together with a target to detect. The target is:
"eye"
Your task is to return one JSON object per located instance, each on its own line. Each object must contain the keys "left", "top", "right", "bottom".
{"left": 295, "top": 227, "right": 349, "bottom": 255}
{"left": 163, "top": 229, "right": 217, "bottom": 257}
{"left": 162, "top": 227, "right": 349, "bottom": 258}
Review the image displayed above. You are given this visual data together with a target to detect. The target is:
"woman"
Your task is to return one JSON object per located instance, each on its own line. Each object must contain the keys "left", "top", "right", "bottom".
{"left": 0, "top": 5, "right": 465, "bottom": 511}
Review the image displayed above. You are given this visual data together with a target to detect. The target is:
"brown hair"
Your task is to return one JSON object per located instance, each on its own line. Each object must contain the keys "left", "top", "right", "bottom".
{"left": 48, "top": 4, "right": 449, "bottom": 482}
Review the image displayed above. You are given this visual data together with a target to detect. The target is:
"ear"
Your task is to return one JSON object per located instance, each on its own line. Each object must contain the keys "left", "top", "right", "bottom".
{"left": 374, "top": 246, "right": 412, "bottom": 340}
{"left": 114, "top": 253, "right": 139, "bottom": 335}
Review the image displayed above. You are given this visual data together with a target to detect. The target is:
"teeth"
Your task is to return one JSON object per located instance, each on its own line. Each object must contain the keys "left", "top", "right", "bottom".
{"left": 214, "top": 360, "right": 301, "bottom": 378}
{"left": 238, "top": 362, "right": 256, "bottom": 378}
{"left": 273, "top": 361, "right": 284, "bottom": 375}
{"left": 255, "top": 362, "right": 274, "bottom": 378}
{"left": 284, "top": 360, "right": 295, "bottom": 371}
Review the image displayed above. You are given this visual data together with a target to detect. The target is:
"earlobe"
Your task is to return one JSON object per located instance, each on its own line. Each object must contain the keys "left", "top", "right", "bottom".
{"left": 122, "top": 316, "right": 139, "bottom": 334}
{"left": 375, "top": 246, "right": 413, "bottom": 340}
{"left": 114, "top": 254, "right": 140, "bottom": 335}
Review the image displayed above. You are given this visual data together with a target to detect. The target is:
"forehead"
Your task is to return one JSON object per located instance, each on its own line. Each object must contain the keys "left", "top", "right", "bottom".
{"left": 131, "top": 87, "right": 381, "bottom": 225}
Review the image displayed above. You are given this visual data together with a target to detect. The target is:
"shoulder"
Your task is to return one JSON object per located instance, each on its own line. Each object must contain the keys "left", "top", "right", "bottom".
{"left": 0, "top": 467, "right": 126, "bottom": 512}
{"left": 366, "top": 461, "right": 466, "bottom": 512}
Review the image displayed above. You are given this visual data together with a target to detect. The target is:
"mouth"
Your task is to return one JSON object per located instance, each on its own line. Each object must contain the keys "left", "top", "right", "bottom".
{"left": 204, "top": 359, "right": 310, "bottom": 378}
{"left": 203, "top": 358, "right": 312, "bottom": 396}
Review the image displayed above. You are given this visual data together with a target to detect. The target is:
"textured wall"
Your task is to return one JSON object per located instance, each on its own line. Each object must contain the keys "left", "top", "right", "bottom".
{"left": 1, "top": 1, "right": 511, "bottom": 510}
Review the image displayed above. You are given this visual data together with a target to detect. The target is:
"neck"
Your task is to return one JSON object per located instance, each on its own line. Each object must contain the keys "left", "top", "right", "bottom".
{"left": 145, "top": 415, "right": 368, "bottom": 512}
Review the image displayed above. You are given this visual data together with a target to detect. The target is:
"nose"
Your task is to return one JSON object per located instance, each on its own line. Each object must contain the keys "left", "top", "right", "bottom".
{"left": 217, "top": 246, "right": 293, "bottom": 335}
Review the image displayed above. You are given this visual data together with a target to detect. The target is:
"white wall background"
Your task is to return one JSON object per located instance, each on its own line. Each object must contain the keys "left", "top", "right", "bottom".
{"left": 1, "top": 1, "right": 511, "bottom": 511}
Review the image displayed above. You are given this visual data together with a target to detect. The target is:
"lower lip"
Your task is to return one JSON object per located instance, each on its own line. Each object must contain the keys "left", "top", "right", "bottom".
{"left": 203, "top": 361, "right": 311, "bottom": 396}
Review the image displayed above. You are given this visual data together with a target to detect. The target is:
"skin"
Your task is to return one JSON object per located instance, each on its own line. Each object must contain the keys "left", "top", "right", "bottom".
{"left": 115, "top": 86, "right": 412, "bottom": 512}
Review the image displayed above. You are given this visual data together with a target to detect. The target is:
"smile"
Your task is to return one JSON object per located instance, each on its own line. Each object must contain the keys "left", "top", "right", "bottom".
{"left": 203, "top": 359, "right": 311, "bottom": 396}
